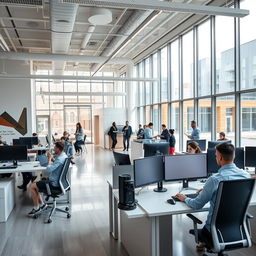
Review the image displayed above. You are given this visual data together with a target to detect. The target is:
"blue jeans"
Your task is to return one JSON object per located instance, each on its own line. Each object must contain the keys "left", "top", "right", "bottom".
{"left": 74, "top": 140, "right": 83, "bottom": 152}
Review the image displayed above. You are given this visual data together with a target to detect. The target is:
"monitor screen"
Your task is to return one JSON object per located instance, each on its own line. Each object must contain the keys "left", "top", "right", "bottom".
{"left": 144, "top": 142, "right": 169, "bottom": 157}
{"left": 187, "top": 139, "right": 206, "bottom": 151}
{"left": 13, "top": 139, "right": 21, "bottom": 146}
{"left": 31, "top": 137, "right": 39, "bottom": 145}
{"left": 19, "top": 137, "right": 33, "bottom": 149}
{"left": 208, "top": 140, "right": 231, "bottom": 149}
{"left": 245, "top": 147, "right": 256, "bottom": 167}
{"left": 134, "top": 155, "right": 164, "bottom": 188}
{"left": 113, "top": 152, "right": 131, "bottom": 165}
{"left": 0, "top": 146, "right": 28, "bottom": 161}
{"left": 207, "top": 147, "right": 245, "bottom": 174}
{"left": 164, "top": 154, "right": 207, "bottom": 181}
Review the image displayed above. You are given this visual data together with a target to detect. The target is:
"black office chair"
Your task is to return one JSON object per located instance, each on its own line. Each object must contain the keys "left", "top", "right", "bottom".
{"left": 80, "top": 134, "right": 87, "bottom": 154}
{"left": 187, "top": 178, "right": 255, "bottom": 256}
{"left": 40, "top": 157, "right": 72, "bottom": 223}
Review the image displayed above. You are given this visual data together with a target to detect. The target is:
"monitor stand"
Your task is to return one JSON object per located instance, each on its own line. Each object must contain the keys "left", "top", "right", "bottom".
{"left": 179, "top": 179, "right": 198, "bottom": 193}
{"left": 154, "top": 181, "right": 167, "bottom": 192}
{"left": 13, "top": 160, "right": 18, "bottom": 167}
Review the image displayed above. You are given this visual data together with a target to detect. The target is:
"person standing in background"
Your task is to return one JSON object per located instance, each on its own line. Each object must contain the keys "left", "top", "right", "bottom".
{"left": 144, "top": 122, "right": 154, "bottom": 139}
{"left": 157, "top": 124, "right": 170, "bottom": 142}
{"left": 74, "top": 122, "right": 84, "bottom": 155}
{"left": 108, "top": 122, "right": 118, "bottom": 150}
{"left": 122, "top": 121, "right": 132, "bottom": 151}
{"left": 185, "top": 120, "right": 200, "bottom": 140}
{"left": 137, "top": 124, "right": 144, "bottom": 139}
{"left": 169, "top": 129, "right": 176, "bottom": 155}
{"left": 217, "top": 132, "right": 229, "bottom": 141}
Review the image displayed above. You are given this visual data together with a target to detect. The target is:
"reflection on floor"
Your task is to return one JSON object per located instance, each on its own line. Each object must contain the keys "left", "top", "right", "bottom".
{"left": 0, "top": 145, "right": 255, "bottom": 256}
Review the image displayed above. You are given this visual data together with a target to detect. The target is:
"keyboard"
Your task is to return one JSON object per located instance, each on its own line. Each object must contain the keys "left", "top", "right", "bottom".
{"left": 0, "top": 165, "right": 17, "bottom": 169}
{"left": 172, "top": 193, "right": 198, "bottom": 202}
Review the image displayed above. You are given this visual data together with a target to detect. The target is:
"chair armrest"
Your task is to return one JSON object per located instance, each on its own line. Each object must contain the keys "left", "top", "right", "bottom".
{"left": 246, "top": 212, "right": 253, "bottom": 219}
{"left": 45, "top": 181, "right": 52, "bottom": 196}
{"left": 187, "top": 214, "right": 203, "bottom": 224}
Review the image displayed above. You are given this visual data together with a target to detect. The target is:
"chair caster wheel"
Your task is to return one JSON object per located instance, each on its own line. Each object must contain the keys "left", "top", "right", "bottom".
{"left": 47, "top": 219, "right": 52, "bottom": 223}
{"left": 65, "top": 207, "right": 69, "bottom": 211}
{"left": 67, "top": 214, "right": 71, "bottom": 218}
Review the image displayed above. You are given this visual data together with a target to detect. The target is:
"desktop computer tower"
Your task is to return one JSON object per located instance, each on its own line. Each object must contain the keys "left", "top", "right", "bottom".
{"left": 118, "top": 174, "right": 136, "bottom": 210}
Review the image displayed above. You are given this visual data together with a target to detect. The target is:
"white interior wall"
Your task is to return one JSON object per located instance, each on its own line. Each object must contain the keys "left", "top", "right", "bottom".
{"left": 0, "top": 60, "right": 32, "bottom": 144}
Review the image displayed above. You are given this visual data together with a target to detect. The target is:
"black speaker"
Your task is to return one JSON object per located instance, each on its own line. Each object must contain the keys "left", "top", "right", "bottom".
{"left": 118, "top": 174, "right": 136, "bottom": 210}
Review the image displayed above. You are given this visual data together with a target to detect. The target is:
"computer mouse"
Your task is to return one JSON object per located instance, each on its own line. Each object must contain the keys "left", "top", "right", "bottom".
{"left": 167, "top": 198, "right": 176, "bottom": 205}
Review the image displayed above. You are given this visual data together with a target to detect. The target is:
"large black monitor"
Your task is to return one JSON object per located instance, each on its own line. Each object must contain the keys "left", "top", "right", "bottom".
{"left": 208, "top": 140, "right": 231, "bottom": 149}
{"left": 134, "top": 155, "right": 166, "bottom": 192}
{"left": 31, "top": 137, "right": 39, "bottom": 145}
{"left": 0, "top": 145, "right": 28, "bottom": 165}
{"left": 113, "top": 151, "right": 131, "bottom": 165}
{"left": 207, "top": 147, "right": 245, "bottom": 174}
{"left": 19, "top": 137, "right": 33, "bottom": 149}
{"left": 245, "top": 147, "right": 256, "bottom": 167}
{"left": 144, "top": 142, "right": 169, "bottom": 157}
{"left": 165, "top": 154, "right": 207, "bottom": 190}
{"left": 187, "top": 139, "right": 206, "bottom": 151}
{"left": 13, "top": 139, "right": 21, "bottom": 145}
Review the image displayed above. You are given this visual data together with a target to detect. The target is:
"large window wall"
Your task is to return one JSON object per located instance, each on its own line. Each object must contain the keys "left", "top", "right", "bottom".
{"left": 135, "top": 0, "right": 256, "bottom": 150}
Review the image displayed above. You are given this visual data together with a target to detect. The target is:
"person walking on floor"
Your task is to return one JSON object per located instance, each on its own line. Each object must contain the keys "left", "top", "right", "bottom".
{"left": 74, "top": 122, "right": 84, "bottom": 155}
{"left": 108, "top": 122, "right": 118, "bottom": 150}
{"left": 122, "top": 121, "right": 132, "bottom": 151}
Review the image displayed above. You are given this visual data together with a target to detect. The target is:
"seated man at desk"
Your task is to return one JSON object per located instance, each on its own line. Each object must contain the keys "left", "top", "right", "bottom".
{"left": 28, "top": 142, "right": 67, "bottom": 216}
{"left": 175, "top": 143, "right": 250, "bottom": 250}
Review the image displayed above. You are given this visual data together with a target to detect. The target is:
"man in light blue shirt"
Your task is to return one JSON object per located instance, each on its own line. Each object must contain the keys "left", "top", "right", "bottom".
{"left": 186, "top": 120, "right": 200, "bottom": 140}
{"left": 175, "top": 143, "right": 250, "bottom": 248}
{"left": 144, "top": 122, "right": 154, "bottom": 139}
{"left": 28, "top": 142, "right": 67, "bottom": 216}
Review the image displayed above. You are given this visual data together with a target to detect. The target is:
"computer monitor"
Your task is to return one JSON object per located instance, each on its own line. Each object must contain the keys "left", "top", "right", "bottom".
{"left": 134, "top": 155, "right": 166, "bottom": 192}
{"left": 208, "top": 140, "right": 231, "bottom": 149}
{"left": 113, "top": 151, "right": 131, "bottom": 165}
{"left": 19, "top": 137, "right": 33, "bottom": 149}
{"left": 164, "top": 154, "right": 207, "bottom": 190}
{"left": 144, "top": 142, "right": 169, "bottom": 157}
{"left": 13, "top": 139, "right": 21, "bottom": 145}
{"left": 0, "top": 145, "right": 28, "bottom": 165}
{"left": 187, "top": 139, "right": 206, "bottom": 151}
{"left": 31, "top": 137, "right": 39, "bottom": 145}
{"left": 245, "top": 147, "right": 256, "bottom": 168}
{"left": 207, "top": 147, "right": 245, "bottom": 174}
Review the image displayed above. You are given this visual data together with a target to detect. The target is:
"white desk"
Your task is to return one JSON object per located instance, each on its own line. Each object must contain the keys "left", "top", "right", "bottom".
{"left": 113, "top": 181, "right": 256, "bottom": 256}
{"left": 28, "top": 146, "right": 50, "bottom": 151}
{"left": 0, "top": 161, "right": 46, "bottom": 174}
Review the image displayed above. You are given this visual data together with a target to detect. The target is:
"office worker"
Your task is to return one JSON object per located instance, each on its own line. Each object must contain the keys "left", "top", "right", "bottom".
{"left": 74, "top": 122, "right": 84, "bottom": 155}
{"left": 108, "top": 122, "right": 118, "bottom": 150}
{"left": 28, "top": 142, "right": 67, "bottom": 216}
{"left": 169, "top": 129, "right": 176, "bottom": 155}
{"left": 185, "top": 120, "right": 200, "bottom": 140}
{"left": 157, "top": 124, "right": 170, "bottom": 142}
{"left": 137, "top": 124, "right": 144, "bottom": 139}
{"left": 122, "top": 121, "right": 132, "bottom": 151}
{"left": 175, "top": 143, "right": 250, "bottom": 250}
{"left": 61, "top": 131, "right": 70, "bottom": 142}
{"left": 144, "top": 122, "right": 153, "bottom": 139}
{"left": 187, "top": 141, "right": 202, "bottom": 154}
{"left": 217, "top": 132, "right": 229, "bottom": 141}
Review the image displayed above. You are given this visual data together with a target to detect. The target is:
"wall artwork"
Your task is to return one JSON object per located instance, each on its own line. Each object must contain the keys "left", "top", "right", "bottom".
{"left": 0, "top": 108, "right": 27, "bottom": 136}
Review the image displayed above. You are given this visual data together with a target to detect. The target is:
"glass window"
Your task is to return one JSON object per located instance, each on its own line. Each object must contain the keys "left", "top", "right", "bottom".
{"left": 170, "top": 102, "right": 179, "bottom": 152}
{"left": 216, "top": 96, "right": 235, "bottom": 143}
{"left": 198, "top": 20, "right": 211, "bottom": 96}
{"left": 183, "top": 100, "right": 194, "bottom": 150}
{"left": 78, "top": 96, "right": 91, "bottom": 103}
{"left": 50, "top": 95, "right": 63, "bottom": 110}
{"left": 170, "top": 40, "right": 179, "bottom": 100}
{"left": 153, "top": 105, "right": 159, "bottom": 134}
{"left": 161, "top": 46, "right": 168, "bottom": 102}
{"left": 139, "top": 107, "right": 144, "bottom": 125}
{"left": 104, "top": 82, "right": 114, "bottom": 93}
{"left": 36, "top": 94, "right": 49, "bottom": 110}
{"left": 139, "top": 62, "right": 144, "bottom": 106}
{"left": 146, "top": 106, "right": 151, "bottom": 124}
{"left": 145, "top": 58, "right": 151, "bottom": 105}
{"left": 182, "top": 31, "right": 194, "bottom": 99}
{"left": 64, "top": 81, "right": 77, "bottom": 92}
{"left": 51, "top": 111, "right": 64, "bottom": 136}
{"left": 78, "top": 82, "right": 90, "bottom": 92}
{"left": 104, "top": 96, "right": 114, "bottom": 108}
{"left": 216, "top": 16, "right": 235, "bottom": 93}
{"left": 153, "top": 53, "right": 159, "bottom": 104}
{"left": 91, "top": 82, "right": 102, "bottom": 92}
{"left": 240, "top": 0, "right": 256, "bottom": 90}
{"left": 161, "top": 103, "right": 168, "bottom": 126}
{"left": 50, "top": 82, "right": 63, "bottom": 92}
{"left": 198, "top": 98, "right": 211, "bottom": 140}
{"left": 241, "top": 92, "right": 256, "bottom": 146}
{"left": 115, "top": 96, "right": 124, "bottom": 108}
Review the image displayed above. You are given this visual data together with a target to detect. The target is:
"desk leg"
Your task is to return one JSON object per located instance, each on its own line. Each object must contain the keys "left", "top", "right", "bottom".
{"left": 108, "top": 184, "right": 113, "bottom": 235}
{"left": 153, "top": 215, "right": 173, "bottom": 256}
{"left": 113, "top": 196, "right": 119, "bottom": 239}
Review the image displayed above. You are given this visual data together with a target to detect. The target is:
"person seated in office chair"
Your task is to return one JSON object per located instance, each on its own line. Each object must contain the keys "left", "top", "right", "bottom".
{"left": 28, "top": 142, "right": 67, "bottom": 216}
{"left": 217, "top": 132, "right": 229, "bottom": 141}
{"left": 175, "top": 143, "right": 250, "bottom": 251}
{"left": 136, "top": 124, "right": 144, "bottom": 139}
{"left": 61, "top": 135, "right": 75, "bottom": 165}
{"left": 61, "top": 131, "right": 70, "bottom": 142}
{"left": 187, "top": 141, "right": 202, "bottom": 154}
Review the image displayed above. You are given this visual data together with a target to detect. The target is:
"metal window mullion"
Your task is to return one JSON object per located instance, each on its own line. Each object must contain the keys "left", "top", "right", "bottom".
{"left": 168, "top": 43, "right": 171, "bottom": 101}
{"left": 179, "top": 35, "right": 184, "bottom": 150}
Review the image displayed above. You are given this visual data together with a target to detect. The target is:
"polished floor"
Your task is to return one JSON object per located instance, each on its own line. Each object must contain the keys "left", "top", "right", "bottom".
{"left": 0, "top": 145, "right": 255, "bottom": 256}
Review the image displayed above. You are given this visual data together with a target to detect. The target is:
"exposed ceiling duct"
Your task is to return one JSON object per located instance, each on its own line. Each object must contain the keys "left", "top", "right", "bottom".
{"left": 0, "top": 34, "right": 10, "bottom": 51}
{"left": 50, "top": 0, "right": 78, "bottom": 75}
{"left": 0, "top": 0, "right": 43, "bottom": 7}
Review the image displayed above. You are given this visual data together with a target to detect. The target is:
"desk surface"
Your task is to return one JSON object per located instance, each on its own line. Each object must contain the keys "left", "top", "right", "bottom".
{"left": 0, "top": 161, "right": 46, "bottom": 173}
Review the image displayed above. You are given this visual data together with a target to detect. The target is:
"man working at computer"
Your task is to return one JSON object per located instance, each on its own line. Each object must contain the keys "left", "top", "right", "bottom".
{"left": 28, "top": 142, "right": 67, "bottom": 216}
{"left": 175, "top": 143, "right": 250, "bottom": 250}
{"left": 185, "top": 120, "right": 200, "bottom": 140}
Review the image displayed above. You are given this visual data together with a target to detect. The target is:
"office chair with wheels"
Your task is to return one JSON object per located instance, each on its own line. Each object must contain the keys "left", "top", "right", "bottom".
{"left": 80, "top": 135, "right": 87, "bottom": 154}
{"left": 187, "top": 178, "right": 255, "bottom": 256}
{"left": 38, "top": 157, "right": 72, "bottom": 223}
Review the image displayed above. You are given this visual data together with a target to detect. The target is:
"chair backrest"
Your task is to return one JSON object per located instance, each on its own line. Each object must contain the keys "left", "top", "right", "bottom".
{"left": 58, "top": 157, "right": 71, "bottom": 195}
{"left": 83, "top": 135, "right": 87, "bottom": 143}
{"left": 211, "top": 178, "right": 255, "bottom": 252}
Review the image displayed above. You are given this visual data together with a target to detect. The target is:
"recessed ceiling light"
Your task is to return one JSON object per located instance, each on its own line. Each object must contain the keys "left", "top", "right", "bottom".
{"left": 56, "top": 19, "right": 70, "bottom": 23}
